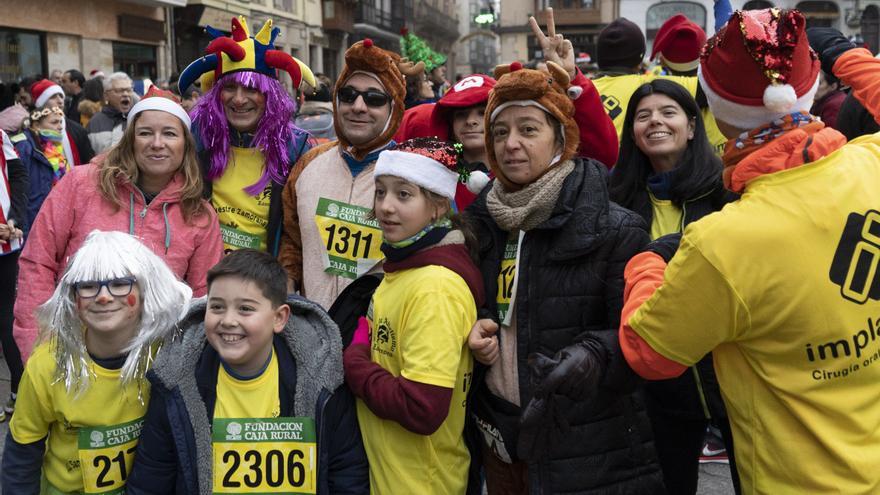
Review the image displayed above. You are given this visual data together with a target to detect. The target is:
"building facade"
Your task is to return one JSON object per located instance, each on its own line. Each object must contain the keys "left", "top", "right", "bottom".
{"left": 453, "top": 0, "right": 499, "bottom": 78}
{"left": 414, "top": 0, "right": 460, "bottom": 57}
{"left": 495, "top": 0, "right": 617, "bottom": 66}
{"left": 321, "top": 0, "right": 356, "bottom": 80}
{"left": 0, "top": 0, "right": 179, "bottom": 84}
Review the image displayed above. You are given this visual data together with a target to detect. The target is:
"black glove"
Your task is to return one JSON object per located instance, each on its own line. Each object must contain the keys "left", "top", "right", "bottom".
{"left": 644, "top": 232, "right": 681, "bottom": 263}
{"left": 531, "top": 342, "right": 605, "bottom": 401}
{"left": 807, "top": 27, "right": 858, "bottom": 77}
{"left": 517, "top": 355, "right": 571, "bottom": 460}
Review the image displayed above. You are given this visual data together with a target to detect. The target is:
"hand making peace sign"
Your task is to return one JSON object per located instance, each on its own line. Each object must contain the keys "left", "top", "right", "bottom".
{"left": 529, "top": 8, "right": 576, "bottom": 78}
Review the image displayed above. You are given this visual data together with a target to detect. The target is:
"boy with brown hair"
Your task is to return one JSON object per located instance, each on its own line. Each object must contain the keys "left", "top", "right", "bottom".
{"left": 128, "top": 249, "right": 367, "bottom": 494}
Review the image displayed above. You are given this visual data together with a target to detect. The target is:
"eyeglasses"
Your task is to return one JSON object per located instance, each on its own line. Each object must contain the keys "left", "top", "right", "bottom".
{"left": 73, "top": 278, "right": 137, "bottom": 298}
{"left": 108, "top": 87, "right": 133, "bottom": 95}
{"left": 337, "top": 87, "right": 391, "bottom": 107}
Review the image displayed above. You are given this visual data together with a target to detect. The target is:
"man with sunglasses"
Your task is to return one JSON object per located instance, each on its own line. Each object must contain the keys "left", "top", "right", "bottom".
{"left": 280, "top": 38, "right": 407, "bottom": 310}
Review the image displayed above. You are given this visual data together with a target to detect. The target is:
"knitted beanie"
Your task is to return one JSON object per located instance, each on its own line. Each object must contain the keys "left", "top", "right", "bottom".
{"left": 484, "top": 61, "right": 581, "bottom": 190}
{"left": 598, "top": 18, "right": 646, "bottom": 69}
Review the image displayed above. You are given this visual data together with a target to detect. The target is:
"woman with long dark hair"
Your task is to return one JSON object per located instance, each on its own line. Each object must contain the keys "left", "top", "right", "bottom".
{"left": 611, "top": 79, "right": 725, "bottom": 222}
{"left": 610, "top": 78, "right": 740, "bottom": 494}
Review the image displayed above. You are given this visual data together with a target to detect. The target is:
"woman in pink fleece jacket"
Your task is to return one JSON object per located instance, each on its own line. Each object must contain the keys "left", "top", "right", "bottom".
{"left": 13, "top": 91, "right": 223, "bottom": 359}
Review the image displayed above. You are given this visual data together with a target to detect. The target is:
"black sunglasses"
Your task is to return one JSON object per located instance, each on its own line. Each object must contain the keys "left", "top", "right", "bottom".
{"left": 337, "top": 87, "right": 391, "bottom": 107}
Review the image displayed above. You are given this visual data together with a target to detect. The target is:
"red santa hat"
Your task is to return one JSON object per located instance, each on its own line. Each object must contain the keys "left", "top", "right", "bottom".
{"left": 651, "top": 14, "right": 706, "bottom": 72}
{"left": 127, "top": 86, "right": 191, "bottom": 129}
{"left": 698, "top": 8, "right": 820, "bottom": 130}
{"left": 375, "top": 137, "right": 489, "bottom": 199}
{"left": 30, "top": 79, "right": 65, "bottom": 109}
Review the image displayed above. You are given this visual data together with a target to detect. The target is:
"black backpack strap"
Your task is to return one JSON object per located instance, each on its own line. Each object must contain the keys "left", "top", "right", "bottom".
{"left": 327, "top": 273, "right": 384, "bottom": 349}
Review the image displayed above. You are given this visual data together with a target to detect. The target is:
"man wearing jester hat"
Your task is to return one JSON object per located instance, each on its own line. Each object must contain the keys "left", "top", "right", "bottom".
{"left": 178, "top": 16, "right": 315, "bottom": 255}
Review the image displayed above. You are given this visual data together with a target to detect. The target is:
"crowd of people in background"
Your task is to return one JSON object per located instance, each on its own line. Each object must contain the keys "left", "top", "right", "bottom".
{"left": 1, "top": 1, "right": 880, "bottom": 493}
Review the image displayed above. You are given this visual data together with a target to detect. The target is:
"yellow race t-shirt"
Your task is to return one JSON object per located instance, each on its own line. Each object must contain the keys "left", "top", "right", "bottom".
{"left": 10, "top": 344, "right": 148, "bottom": 494}
{"left": 358, "top": 264, "right": 475, "bottom": 495}
{"left": 211, "top": 348, "right": 319, "bottom": 494}
{"left": 592, "top": 73, "right": 727, "bottom": 155}
{"left": 629, "top": 135, "right": 880, "bottom": 494}
{"left": 648, "top": 192, "right": 683, "bottom": 240}
{"left": 212, "top": 147, "right": 272, "bottom": 252}
{"left": 214, "top": 348, "right": 281, "bottom": 419}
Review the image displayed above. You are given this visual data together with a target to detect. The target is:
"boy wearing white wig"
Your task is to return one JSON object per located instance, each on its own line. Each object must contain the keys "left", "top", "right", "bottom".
{"left": 1, "top": 230, "right": 191, "bottom": 494}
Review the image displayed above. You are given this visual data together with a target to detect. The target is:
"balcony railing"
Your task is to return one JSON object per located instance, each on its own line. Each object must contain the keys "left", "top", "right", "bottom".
{"left": 354, "top": 1, "right": 410, "bottom": 35}
{"left": 415, "top": 2, "right": 459, "bottom": 39}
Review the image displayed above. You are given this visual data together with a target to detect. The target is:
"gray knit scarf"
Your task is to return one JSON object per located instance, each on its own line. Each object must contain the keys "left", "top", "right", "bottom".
{"left": 487, "top": 160, "right": 575, "bottom": 231}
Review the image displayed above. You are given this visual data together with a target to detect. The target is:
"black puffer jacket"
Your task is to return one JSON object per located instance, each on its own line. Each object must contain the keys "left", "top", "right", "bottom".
{"left": 626, "top": 185, "right": 738, "bottom": 420}
{"left": 466, "top": 159, "right": 664, "bottom": 494}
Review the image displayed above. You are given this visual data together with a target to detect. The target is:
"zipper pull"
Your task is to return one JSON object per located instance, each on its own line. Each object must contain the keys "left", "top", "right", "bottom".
{"left": 140, "top": 207, "right": 147, "bottom": 218}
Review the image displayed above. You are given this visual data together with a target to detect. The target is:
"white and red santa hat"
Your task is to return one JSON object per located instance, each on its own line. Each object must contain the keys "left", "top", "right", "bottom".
{"left": 375, "top": 137, "right": 489, "bottom": 199}
{"left": 651, "top": 14, "right": 706, "bottom": 72}
{"left": 127, "top": 86, "right": 191, "bottom": 128}
{"left": 30, "top": 79, "right": 65, "bottom": 109}
{"left": 698, "top": 8, "right": 820, "bottom": 130}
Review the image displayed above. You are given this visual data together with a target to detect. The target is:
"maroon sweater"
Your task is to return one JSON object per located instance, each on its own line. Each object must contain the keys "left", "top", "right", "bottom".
{"left": 343, "top": 242, "right": 484, "bottom": 435}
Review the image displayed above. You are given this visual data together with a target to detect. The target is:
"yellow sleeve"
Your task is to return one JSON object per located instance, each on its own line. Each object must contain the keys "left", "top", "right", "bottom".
{"left": 398, "top": 280, "right": 474, "bottom": 388}
{"left": 9, "top": 347, "right": 57, "bottom": 444}
{"left": 657, "top": 74, "right": 700, "bottom": 95}
{"left": 628, "top": 235, "right": 751, "bottom": 366}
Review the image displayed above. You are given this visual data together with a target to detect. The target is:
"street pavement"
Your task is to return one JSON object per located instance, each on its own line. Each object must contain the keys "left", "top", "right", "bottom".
{"left": 0, "top": 354, "right": 734, "bottom": 494}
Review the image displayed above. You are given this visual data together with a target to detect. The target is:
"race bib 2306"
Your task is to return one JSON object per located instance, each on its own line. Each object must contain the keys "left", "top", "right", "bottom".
{"left": 212, "top": 417, "right": 317, "bottom": 494}
{"left": 77, "top": 418, "right": 143, "bottom": 495}
{"left": 314, "top": 198, "right": 384, "bottom": 280}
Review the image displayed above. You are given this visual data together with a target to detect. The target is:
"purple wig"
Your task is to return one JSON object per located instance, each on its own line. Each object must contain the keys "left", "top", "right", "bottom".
{"left": 192, "top": 71, "right": 297, "bottom": 195}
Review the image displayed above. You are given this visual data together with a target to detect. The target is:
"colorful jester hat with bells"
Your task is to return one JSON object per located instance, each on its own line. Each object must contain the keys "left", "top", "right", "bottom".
{"left": 178, "top": 16, "right": 316, "bottom": 94}
{"left": 183, "top": 16, "right": 316, "bottom": 195}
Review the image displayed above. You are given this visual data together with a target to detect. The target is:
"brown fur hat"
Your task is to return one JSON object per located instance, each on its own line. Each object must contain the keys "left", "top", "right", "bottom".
{"left": 333, "top": 39, "right": 406, "bottom": 160}
{"left": 484, "top": 61, "right": 581, "bottom": 190}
